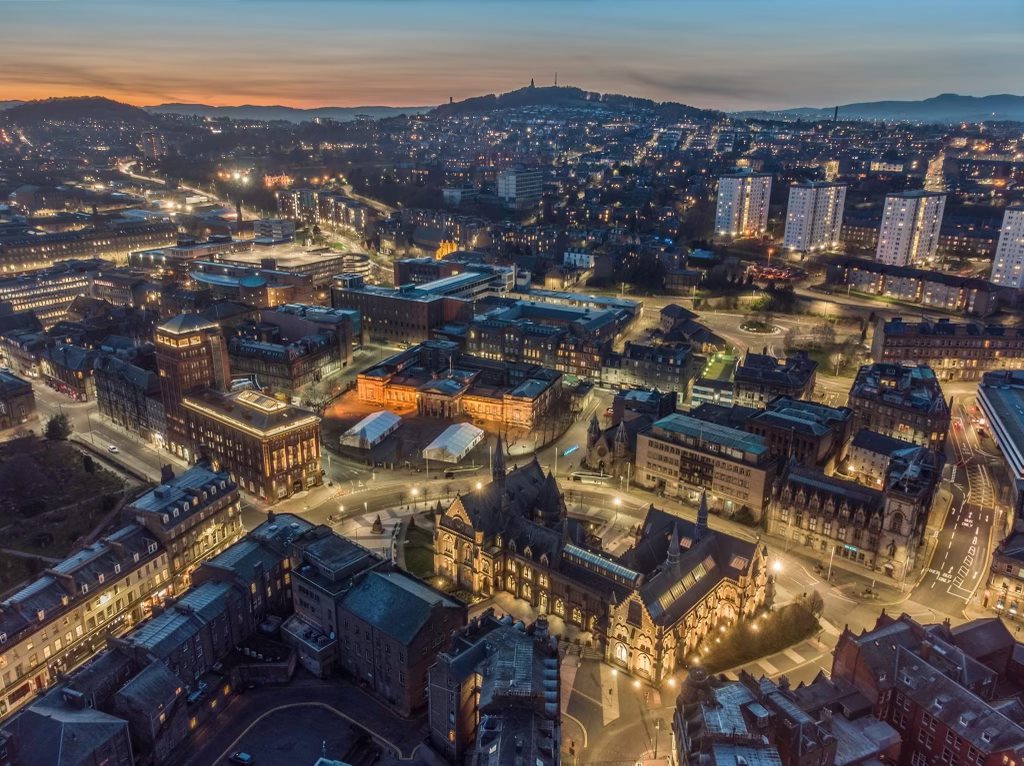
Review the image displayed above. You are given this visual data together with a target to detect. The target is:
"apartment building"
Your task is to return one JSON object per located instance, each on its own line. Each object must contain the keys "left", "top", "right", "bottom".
{"left": 876, "top": 191, "right": 946, "bottom": 267}
{"left": 783, "top": 181, "right": 846, "bottom": 253}
{"left": 715, "top": 172, "right": 772, "bottom": 239}
{"left": 125, "top": 465, "right": 243, "bottom": 592}
{"left": 871, "top": 318, "right": 1024, "bottom": 381}
{"left": 848, "top": 363, "right": 950, "bottom": 451}
{"left": 989, "top": 206, "right": 1024, "bottom": 288}
{"left": 0, "top": 525, "right": 169, "bottom": 719}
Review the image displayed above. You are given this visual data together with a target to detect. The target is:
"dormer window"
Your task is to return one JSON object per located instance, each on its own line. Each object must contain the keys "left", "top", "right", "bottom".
{"left": 161, "top": 514, "right": 170, "bottom": 525}
{"left": 36, "top": 610, "right": 45, "bottom": 622}
{"left": 81, "top": 584, "right": 89, "bottom": 594}
{"left": 147, "top": 543, "right": 157, "bottom": 554}
{"left": 173, "top": 509, "right": 179, "bottom": 518}
{"left": 133, "top": 553, "right": 140, "bottom": 563}
{"left": 114, "top": 564, "right": 121, "bottom": 574}
{"left": 97, "top": 574, "right": 105, "bottom": 584}
{"left": 0, "top": 633, "right": 7, "bottom": 644}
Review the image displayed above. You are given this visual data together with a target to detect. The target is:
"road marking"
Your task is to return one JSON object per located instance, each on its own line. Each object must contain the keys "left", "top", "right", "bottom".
{"left": 757, "top": 658, "right": 780, "bottom": 675}
{"left": 563, "top": 711, "right": 590, "bottom": 751}
{"left": 783, "top": 647, "right": 806, "bottom": 665}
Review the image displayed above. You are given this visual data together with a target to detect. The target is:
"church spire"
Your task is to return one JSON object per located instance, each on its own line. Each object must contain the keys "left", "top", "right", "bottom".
{"left": 666, "top": 523, "right": 681, "bottom": 567}
{"left": 587, "top": 413, "right": 601, "bottom": 449}
{"left": 492, "top": 434, "right": 506, "bottom": 484}
{"left": 694, "top": 490, "right": 709, "bottom": 542}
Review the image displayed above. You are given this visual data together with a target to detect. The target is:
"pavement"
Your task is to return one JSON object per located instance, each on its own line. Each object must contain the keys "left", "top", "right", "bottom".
{"left": 18, "top": 293, "right": 1011, "bottom": 766}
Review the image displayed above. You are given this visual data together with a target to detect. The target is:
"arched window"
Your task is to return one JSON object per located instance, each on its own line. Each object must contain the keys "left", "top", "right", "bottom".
{"left": 442, "top": 534, "right": 454, "bottom": 556}
{"left": 615, "top": 643, "right": 628, "bottom": 663}
{"left": 572, "top": 607, "right": 582, "bottom": 625}
{"left": 890, "top": 513, "right": 904, "bottom": 534}
{"left": 638, "top": 653, "right": 652, "bottom": 674}
{"left": 554, "top": 598, "right": 565, "bottom": 616}
{"left": 507, "top": 576, "right": 516, "bottom": 592}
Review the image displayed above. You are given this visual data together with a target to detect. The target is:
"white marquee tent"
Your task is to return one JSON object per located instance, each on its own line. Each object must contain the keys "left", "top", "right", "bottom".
{"left": 340, "top": 411, "right": 401, "bottom": 450}
{"left": 422, "top": 422, "right": 485, "bottom": 464}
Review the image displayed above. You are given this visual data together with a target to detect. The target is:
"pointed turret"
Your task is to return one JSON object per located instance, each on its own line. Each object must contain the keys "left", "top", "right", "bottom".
{"left": 535, "top": 471, "right": 564, "bottom": 528}
{"left": 694, "top": 490, "right": 709, "bottom": 543}
{"left": 587, "top": 414, "right": 601, "bottom": 449}
{"left": 666, "top": 523, "right": 681, "bottom": 568}
{"left": 492, "top": 435, "right": 506, "bottom": 485}
{"left": 613, "top": 421, "right": 629, "bottom": 459}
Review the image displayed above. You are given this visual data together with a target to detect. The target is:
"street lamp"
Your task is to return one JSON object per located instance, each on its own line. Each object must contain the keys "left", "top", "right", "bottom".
{"left": 772, "top": 559, "right": 782, "bottom": 573}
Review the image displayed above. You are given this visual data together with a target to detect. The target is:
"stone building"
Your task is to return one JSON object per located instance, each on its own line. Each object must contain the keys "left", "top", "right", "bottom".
{"left": 847, "top": 363, "right": 950, "bottom": 452}
{"left": 767, "top": 446, "right": 941, "bottom": 581}
{"left": 428, "top": 612, "right": 560, "bottom": 764}
{"left": 433, "top": 440, "right": 771, "bottom": 683}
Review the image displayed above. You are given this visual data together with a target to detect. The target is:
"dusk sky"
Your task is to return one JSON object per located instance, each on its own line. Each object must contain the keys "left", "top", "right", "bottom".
{"left": 2, "top": 0, "right": 1021, "bottom": 111}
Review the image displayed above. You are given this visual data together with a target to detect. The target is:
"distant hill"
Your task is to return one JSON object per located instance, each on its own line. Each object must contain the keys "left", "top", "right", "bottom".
{"left": 1, "top": 97, "right": 153, "bottom": 125}
{"left": 734, "top": 93, "right": 1024, "bottom": 123}
{"left": 146, "top": 103, "right": 432, "bottom": 122}
{"left": 434, "top": 85, "right": 720, "bottom": 121}
{"left": 0, "top": 101, "right": 24, "bottom": 111}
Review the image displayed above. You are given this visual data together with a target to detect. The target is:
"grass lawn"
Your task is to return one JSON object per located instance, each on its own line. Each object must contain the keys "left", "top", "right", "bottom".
{"left": 698, "top": 601, "right": 821, "bottom": 673}
{"left": 402, "top": 524, "right": 435, "bottom": 579}
{"left": 0, "top": 436, "right": 126, "bottom": 562}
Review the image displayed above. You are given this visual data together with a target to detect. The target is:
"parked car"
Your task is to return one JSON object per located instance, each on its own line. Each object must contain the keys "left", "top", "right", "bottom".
{"left": 229, "top": 753, "right": 254, "bottom": 766}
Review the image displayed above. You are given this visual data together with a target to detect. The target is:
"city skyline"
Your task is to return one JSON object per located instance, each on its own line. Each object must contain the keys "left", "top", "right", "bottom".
{"left": 1, "top": 0, "right": 1022, "bottom": 111}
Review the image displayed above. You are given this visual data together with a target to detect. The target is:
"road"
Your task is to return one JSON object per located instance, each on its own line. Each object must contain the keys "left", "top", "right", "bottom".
{"left": 913, "top": 397, "right": 1000, "bottom": 615}
{"left": 19, "top": 293, "right": 1010, "bottom": 766}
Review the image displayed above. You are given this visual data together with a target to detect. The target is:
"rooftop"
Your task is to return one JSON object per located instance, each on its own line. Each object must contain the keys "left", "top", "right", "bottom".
{"left": 650, "top": 412, "right": 769, "bottom": 457}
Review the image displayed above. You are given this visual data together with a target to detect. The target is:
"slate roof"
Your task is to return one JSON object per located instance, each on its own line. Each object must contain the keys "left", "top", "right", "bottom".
{"left": 115, "top": 661, "right": 181, "bottom": 711}
{"left": 850, "top": 428, "right": 919, "bottom": 457}
{"left": 3, "top": 702, "right": 129, "bottom": 766}
{"left": 339, "top": 570, "right": 461, "bottom": 645}
{"left": 128, "top": 464, "right": 234, "bottom": 530}
{"left": 624, "top": 505, "right": 759, "bottom": 627}
{"left": 0, "top": 525, "right": 160, "bottom": 647}
{"left": 735, "top": 351, "right": 817, "bottom": 390}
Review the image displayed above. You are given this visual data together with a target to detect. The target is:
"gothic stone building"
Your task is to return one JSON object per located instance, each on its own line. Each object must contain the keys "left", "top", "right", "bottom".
{"left": 767, "top": 447, "right": 941, "bottom": 581}
{"left": 433, "top": 439, "right": 771, "bottom": 683}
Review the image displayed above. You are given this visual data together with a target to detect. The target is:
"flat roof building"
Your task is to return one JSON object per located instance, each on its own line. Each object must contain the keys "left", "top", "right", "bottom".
{"left": 635, "top": 412, "right": 775, "bottom": 518}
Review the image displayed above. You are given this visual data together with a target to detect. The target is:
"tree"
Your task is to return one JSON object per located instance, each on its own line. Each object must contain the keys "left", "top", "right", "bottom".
{"left": 810, "top": 322, "right": 835, "bottom": 349}
{"left": 44, "top": 413, "right": 72, "bottom": 441}
{"left": 802, "top": 589, "right": 825, "bottom": 618}
{"left": 301, "top": 381, "right": 333, "bottom": 414}
{"left": 783, "top": 327, "right": 798, "bottom": 353}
